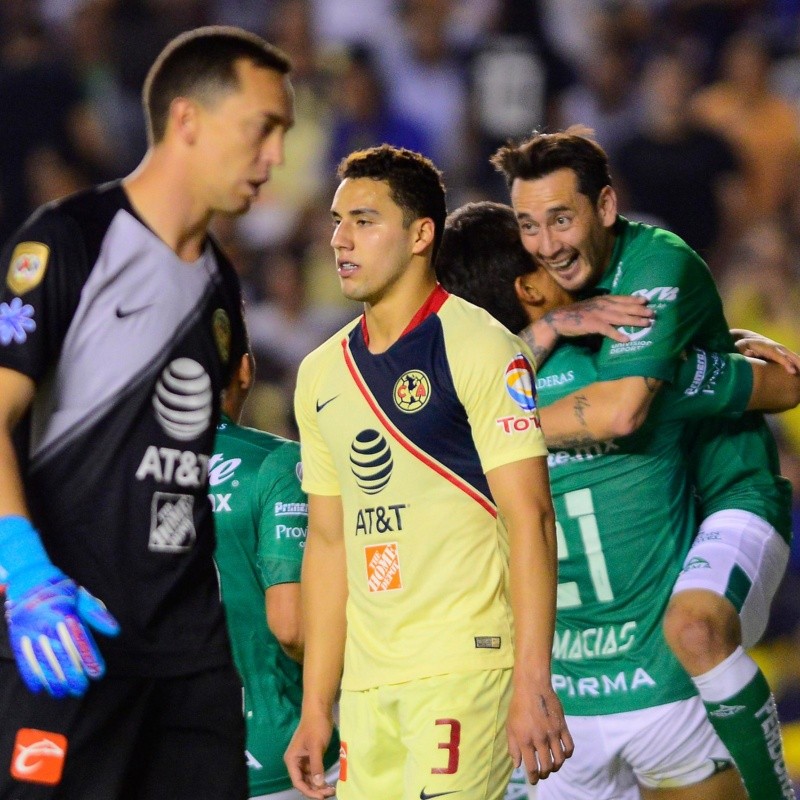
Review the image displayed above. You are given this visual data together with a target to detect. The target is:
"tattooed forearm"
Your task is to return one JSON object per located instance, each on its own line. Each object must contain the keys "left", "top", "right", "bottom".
{"left": 572, "top": 393, "right": 590, "bottom": 428}
{"left": 519, "top": 323, "right": 555, "bottom": 370}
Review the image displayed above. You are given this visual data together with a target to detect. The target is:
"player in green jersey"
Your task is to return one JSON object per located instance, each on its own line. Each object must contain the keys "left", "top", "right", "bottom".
{"left": 212, "top": 344, "right": 340, "bottom": 800}
{"left": 436, "top": 198, "right": 800, "bottom": 800}
{"left": 490, "top": 127, "right": 795, "bottom": 800}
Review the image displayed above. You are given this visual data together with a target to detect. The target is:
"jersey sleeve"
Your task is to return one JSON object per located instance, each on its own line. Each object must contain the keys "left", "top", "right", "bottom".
{"left": 0, "top": 207, "right": 87, "bottom": 381}
{"left": 445, "top": 317, "right": 548, "bottom": 474}
{"left": 294, "top": 353, "right": 341, "bottom": 496}
{"left": 255, "top": 440, "right": 307, "bottom": 590}
{"left": 595, "top": 236, "right": 726, "bottom": 383}
{"left": 659, "top": 349, "right": 753, "bottom": 421}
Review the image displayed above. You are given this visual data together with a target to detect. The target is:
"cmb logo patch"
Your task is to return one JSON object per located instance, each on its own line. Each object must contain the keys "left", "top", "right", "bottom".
{"left": 504, "top": 354, "right": 538, "bottom": 412}
{"left": 11, "top": 728, "right": 67, "bottom": 786}
{"left": 6, "top": 242, "right": 49, "bottom": 295}
{"left": 365, "top": 542, "right": 402, "bottom": 592}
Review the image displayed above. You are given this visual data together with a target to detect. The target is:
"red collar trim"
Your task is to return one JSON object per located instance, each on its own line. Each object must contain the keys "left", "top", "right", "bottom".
{"left": 360, "top": 284, "right": 449, "bottom": 347}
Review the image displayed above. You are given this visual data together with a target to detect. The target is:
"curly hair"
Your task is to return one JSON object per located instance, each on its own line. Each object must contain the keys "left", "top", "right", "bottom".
{"left": 337, "top": 145, "right": 447, "bottom": 262}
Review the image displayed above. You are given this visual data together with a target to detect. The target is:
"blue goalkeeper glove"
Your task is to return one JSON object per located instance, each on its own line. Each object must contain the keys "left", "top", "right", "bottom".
{"left": 1, "top": 516, "right": 120, "bottom": 698}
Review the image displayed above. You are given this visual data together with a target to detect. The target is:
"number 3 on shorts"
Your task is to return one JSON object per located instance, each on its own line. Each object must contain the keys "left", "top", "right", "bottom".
{"left": 432, "top": 718, "right": 461, "bottom": 774}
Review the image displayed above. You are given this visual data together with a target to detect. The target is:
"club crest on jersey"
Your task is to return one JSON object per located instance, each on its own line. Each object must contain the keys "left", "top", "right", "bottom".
{"left": 350, "top": 430, "right": 393, "bottom": 494}
{"left": 212, "top": 308, "right": 231, "bottom": 363}
{"left": 6, "top": 242, "right": 49, "bottom": 295}
{"left": 393, "top": 369, "right": 431, "bottom": 413}
{"left": 504, "top": 353, "right": 538, "bottom": 412}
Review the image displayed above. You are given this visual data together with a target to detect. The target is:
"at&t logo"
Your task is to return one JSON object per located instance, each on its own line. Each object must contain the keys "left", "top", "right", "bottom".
{"left": 350, "top": 430, "right": 393, "bottom": 494}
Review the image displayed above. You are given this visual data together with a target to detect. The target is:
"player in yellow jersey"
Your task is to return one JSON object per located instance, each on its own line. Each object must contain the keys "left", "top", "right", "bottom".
{"left": 284, "top": 145, "right": 573, "bottom": 800}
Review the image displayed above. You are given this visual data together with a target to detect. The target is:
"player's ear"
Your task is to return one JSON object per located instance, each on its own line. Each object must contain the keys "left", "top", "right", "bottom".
{"left": 597, "top": 185, "right": 618, "bottom": 227}
{"left": 411, "top": 218, "right": 435, "bottom": 256}
{"left": 169, "top": 97, "right": 200, "bottom": 145}
{"left": 515, "top": 274, "right": 545, "bottom": 307}
{"left": 238, "top": 353, "right": 254, "bottom": 393}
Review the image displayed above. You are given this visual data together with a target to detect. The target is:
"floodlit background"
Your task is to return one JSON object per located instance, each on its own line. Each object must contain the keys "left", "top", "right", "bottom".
{"left": 1, "top": 0, "right": 799, "bottom": 789}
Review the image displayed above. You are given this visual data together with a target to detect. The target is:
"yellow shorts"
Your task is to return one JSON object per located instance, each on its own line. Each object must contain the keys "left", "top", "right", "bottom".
{"left": 337, "top": 668, "right": 514, "bottom": 800}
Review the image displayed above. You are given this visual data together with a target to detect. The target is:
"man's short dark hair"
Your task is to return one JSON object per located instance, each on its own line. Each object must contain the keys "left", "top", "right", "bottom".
{"left": 436, "top": 202, "right": 532, "bottom": 333}
{"left": 143, "top": 25, "right": 292, "bottom": 144}
{"left": 337, "top": 145, "right": 447, "bottom": 262}
{"left": 491, "top": 125, "right": 612, "bottom": 205}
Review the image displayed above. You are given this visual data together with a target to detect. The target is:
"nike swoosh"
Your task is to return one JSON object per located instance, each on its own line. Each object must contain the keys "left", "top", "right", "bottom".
{"left": 420, "top": 790, "right": 459, "bottom": 800}
{"left": 316, "top": 395, "right": 339, "bottom": 412}
{"left": 115, "top": 304, "right": 152, "bottom": 319}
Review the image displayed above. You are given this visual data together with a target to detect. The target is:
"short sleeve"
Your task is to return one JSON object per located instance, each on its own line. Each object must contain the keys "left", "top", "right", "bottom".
{"left": 595, "top": 233, "right": 728, "bottom": 383}
{"left": 659, "top": 349, "right": 753, "bottom": 421}
{"left": 0, "top": 208, "right": 86, "bottom": 381}
{"left": 445, "top": 318, "right": 548, "bottom": 474}
{"left": 255, "top": 440, "right": 307, "bottom": 589}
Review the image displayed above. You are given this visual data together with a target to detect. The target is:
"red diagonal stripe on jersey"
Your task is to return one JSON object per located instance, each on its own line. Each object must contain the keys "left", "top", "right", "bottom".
{"left": 342, "top": 338, "right": 497, "bottom": 518}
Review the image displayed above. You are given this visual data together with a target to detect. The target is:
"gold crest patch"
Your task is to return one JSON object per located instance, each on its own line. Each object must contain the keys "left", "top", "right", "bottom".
{"left": 7, "top": 242, "right": 50, "bottom": 295}
{"left": 212, "top": 308, "right": 231, "bottom": 363}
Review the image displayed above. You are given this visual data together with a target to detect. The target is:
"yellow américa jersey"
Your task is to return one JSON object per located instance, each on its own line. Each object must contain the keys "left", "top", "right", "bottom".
{"left": 295, "top": 288, "right": 547, "bottom": 690}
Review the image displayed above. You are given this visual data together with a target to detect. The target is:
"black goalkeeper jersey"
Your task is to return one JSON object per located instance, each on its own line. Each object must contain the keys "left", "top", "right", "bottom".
{"left": 0, "top": 182, "right": 245, "bottom": 676}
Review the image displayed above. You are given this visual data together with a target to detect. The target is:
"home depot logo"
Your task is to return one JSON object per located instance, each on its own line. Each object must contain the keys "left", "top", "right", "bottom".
{"left": 365, "top": 542, "right": 402, "bottom": 592}
{"left": 11, "top": 728, "right": 67, "bottom": 785}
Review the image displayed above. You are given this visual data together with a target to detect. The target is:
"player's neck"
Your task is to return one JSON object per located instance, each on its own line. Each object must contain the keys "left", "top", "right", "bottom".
{"left": 123, "top": 150, "right": 212, "bottom": 263}
{"left": 362, "top": 270, "right": 438, "bottom": 354}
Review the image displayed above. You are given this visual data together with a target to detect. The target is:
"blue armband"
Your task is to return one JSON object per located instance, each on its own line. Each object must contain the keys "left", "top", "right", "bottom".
{"left": 0, "top": 515, "right": 57, "bottom": 601}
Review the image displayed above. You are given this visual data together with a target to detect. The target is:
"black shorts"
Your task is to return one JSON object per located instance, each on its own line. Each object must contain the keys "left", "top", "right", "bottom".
{"left": 0, "top": 659, "right": 247, "bottom": 799}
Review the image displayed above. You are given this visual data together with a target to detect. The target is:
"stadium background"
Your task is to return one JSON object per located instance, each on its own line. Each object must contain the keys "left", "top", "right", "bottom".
{"left": 1, "top": 0, "right": 799, "bottom": 790}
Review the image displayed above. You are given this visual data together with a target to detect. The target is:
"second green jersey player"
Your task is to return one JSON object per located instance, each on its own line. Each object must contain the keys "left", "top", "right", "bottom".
{"left": 212, "top": 354, "right": 340, "bottom": 800}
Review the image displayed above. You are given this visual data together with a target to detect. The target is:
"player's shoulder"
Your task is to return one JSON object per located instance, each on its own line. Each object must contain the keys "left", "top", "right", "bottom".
{"left": 439, "top": 292, "right": 524, "bottom": 358}
{"left": 608, "top": 216, "right": 711, "bottom": 291}
{"left": 10, "top": 182, "right": 125, "bottom": 247}
{"left": 298, "top": 315, "right": 361, "bottom": 375}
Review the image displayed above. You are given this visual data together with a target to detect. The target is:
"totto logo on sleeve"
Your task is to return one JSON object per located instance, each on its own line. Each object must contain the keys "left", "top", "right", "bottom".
{"left": 11, "top": 728, "right": 67, "bottom": 785}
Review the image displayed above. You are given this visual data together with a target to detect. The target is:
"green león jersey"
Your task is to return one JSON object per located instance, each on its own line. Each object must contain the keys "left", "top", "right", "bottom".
{"left": 211, "top": 415, "right": 339, "bottom": 796}
{"left": 541, "top": 218, "right": 790, "bottom": 716}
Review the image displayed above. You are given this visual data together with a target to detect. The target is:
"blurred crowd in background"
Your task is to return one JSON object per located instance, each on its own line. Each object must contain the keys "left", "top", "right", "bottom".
{"left": 2, "top": 0, "right": 800, "bottom": 784}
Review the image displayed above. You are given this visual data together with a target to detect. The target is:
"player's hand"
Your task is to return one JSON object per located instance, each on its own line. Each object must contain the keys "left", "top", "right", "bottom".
{"left": 284, "top": 712, "right": 337, "bottom": 798}
{"left": 507, "top": 681, "right": 574, "bottom": 785}
{"left": 731, "top": 329, "right": 800, "bottom": 375}
{"left": 5, "top": 575, "right": 120, "bottom": 698}
{"left": 546, "top": 295, "right": 654, "bottom": 342}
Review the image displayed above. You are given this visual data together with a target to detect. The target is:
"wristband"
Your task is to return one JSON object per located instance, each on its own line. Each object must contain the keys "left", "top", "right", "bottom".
{"left": 0, "top": 515, "right": 58, "bottom": 601}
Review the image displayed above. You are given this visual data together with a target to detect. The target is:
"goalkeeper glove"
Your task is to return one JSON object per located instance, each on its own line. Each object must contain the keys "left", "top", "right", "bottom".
{"left": 1, "top": 516, "right": 120, "bottom": 698}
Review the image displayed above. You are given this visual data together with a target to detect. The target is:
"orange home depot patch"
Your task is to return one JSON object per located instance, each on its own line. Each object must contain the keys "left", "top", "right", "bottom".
{"left": 365, "top": 542, "right": 402, "bottom": 592}
{"left": 339, "top": 742, "right": 348, "bottom": 781}
{"left": 10, "top": 728, "right": 67, "bottom": 785}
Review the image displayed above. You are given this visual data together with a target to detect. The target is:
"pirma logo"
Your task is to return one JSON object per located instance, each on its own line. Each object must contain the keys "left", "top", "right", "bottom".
{"left": 350, "top": 430, "right": 393, "bottom": 494}
{"left": 11, "top": 728, "right": 67, "bottom": 785}
{"left": 504, "top": 354, "right": 537, "bottom": 412}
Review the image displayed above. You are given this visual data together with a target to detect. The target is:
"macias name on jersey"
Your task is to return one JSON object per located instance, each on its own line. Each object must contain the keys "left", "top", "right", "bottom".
{"left": 553, "top": 620, "right": 637, "bottom": 662}
{"left": 552, "top": 668, "right": 657, "bottom": 698}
